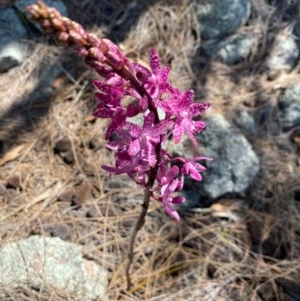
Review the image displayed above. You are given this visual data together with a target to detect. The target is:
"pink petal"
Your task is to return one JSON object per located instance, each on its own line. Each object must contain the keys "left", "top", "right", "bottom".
{"left": 171, "top": 196, "right": 185, "bottom": 204}
{"left": 189, "top": 168, "right": 202, "bottom": 181}
{"left": 132, "top": 63, "right": 151, "bottom": 83}
{"left": 160, "top": 66, "right": 170, "bottom": 82}
{"left": 153, "top": 119, "right": 172, "bottom": 134}
{"left": 186, "top": 130, "right": 198, "bottom": 148}
{"left": 182, "top": 89, "right": 194, "bottom": 106}
{"left": 128, "top": 123, "right": 141, "bottom": 137}
{"left": 164, "top": 205, "right": 181, "bottom": 221}
{"left": 149, "top": 48, "right": 161, "bottom": 76}
{"left": 193, "top": 120, "right": 206, "bottom": 133}
{"left": 195, "top": 162, "right": 206, "bottom": 172}
{"left": 101, "top": 165, "right": 122, "bottom": 175}
{"left": 143, "top": 112, "right": 155, "bottom": 129}
{"left": 147, "top": 153, "right": 157, "bottom": 167}
{"left": 173, "top": 123, "right": 184, "bottom": 144}
{"left": 128, "top": 139, "right": 141, "bottom": 156}
{"left": 189, "top": 102, "right": 210, "bottom": 116}
{"left": 93, "top": 109, "right": 112, "bottom": 118}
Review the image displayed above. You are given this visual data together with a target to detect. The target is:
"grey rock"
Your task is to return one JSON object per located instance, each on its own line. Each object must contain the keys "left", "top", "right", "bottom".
{"left": 202, "top": 33, "right": 260, "bottom": 64}
{"left": 15, "top": 0, "right": 68, "bottom": 17}
{"left": 0, "top": 39, "right": 25, "bottom": 73}
{"left": 0, "top": 8, "right": 28, "bottom": 37}
{"left": 196, "top": 0, "right": 251, "bottom": 40}
{"left": 0, "top": 236, "right": 108, "bottom": 300}
{"left": 0, "top": 0, "right": 68, "bottom": 73}
{"left": 232, "top": 110, "right": 256, "bottom": 134}
{"left": 198, "top": 115, "right": 259, "bottom": 198}
{"left": 278, "top": 83, "right": 300, "bottom": 131}
{"left": 266, "top": 31, "right": 299, "bottom": 76}
{"left": 0, "top": 8, "right": 27, "bottom": 72}
{"left": 177, "top": 115, "right": 259, "bottom": 200}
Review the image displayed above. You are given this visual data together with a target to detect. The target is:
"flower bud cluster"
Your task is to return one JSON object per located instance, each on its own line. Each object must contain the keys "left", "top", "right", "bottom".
{"left": 27, "top": 1, "right": 133, "bottom": 75}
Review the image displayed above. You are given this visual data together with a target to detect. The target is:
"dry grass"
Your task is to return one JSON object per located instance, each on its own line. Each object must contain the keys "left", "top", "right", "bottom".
{"left": 1, "top": 0, "right": 300, "bottom": 300}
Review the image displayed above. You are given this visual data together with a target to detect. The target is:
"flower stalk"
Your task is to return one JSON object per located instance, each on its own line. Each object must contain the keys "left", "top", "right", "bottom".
{"left": 27, "top": 1, "right": 212, "bottom": 290}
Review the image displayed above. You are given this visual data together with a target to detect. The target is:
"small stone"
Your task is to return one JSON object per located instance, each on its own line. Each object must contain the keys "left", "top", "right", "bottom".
{"left": 196, "top": 0, "right": 251, "bottom": 40}
{"left": 88, "top": 137, "right": 102, "bottom": 150}
{"left": 63, "top": 149, "right": 75, "bottom": 164}
{"left": 277, "top": 278, "right": 300, "bottom": 300}
{"left": 6, "top": 175, "right": 21, "bottom": 190}
{"left": 57, "top": 189, "right": 75, "bottom": 202}
{"left": 0, "top": 184, "right": 6, "bottom": 195}
{"left": 98, "top": 204, "right": 116, "bottom": 217}
{"left": 82, "top": 163, "right": 96, "bottom": 177}
{"left": 46, "top": 224, "right": 71, "bottom": 240}
{"left": 72, "top": 182, "right": 92, "bottom": 206}
{"left": 77, "top": 182, "right": 92, "bottom": 200}
{"left": 0, "top": 8, "right": 27, "bottom": 73}
{"left": 4, "top": 189, "right": 17, "bottom": 202}
{"left": 202, "top": 33, "right": 260, "bottom": 64}
{"left": 54, "top": 137, "right": 71, "bottom": 153}
{"left": 257, "top": 282, "right": 276, "bottom": 301}
{"left": 232, "top": 110, "right": 256, "bottom": 134}
{"left": 278, "top": 83, "right": 300, "bottom": 131}
{"left": 266, "top": 30, "right": 299, "bottom": 78}
{"left": 86, "top": 206, "right": 99, "bottom": 218}
{"left": 0, "top": 40, "right": 24, "bottom": 73}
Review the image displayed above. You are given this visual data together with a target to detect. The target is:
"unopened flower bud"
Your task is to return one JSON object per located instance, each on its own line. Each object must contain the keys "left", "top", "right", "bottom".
{"left": 76, "top": 47, "right": 89, "bottom": 57}
{"left": 88, "top": 47, "right": 106, "bottom": 62}
{"left": 51, "top": 17, "right": 66, "bottom": 32}
{"left": 70, "top": 22, "right": 87, "bottom": 38}
{"left": 40, "top": 19, "right": 51, "bottom": 30}
{"left": 101, "top": 39, "right": 125, "bottom": 70}
{"left": 32, "top": 1, "right": 49, "bottom": 19}
{"left": 99, "top": 40, "right": 108, "bottom": 54}
{"left": 56, "top": 32, "right": 70, "bottom": 45}
{"left": 27, "top": 4, "right": 41, "bottom": 19}
{"left": 69, "top": 30, "right": 88, "bottom": 46}
{"left": 87, "top": 33, "right": 102, "bottom": 48}
{"left": 89, "top": 60, "right": 114, "bottom": 78}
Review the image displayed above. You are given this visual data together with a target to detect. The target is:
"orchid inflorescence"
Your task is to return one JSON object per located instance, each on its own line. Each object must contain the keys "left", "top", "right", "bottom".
{"left": 27, "top": 1, "right": 211, "bottom": 222}
{"left": 96, "top": 50, "right": 211, "bottom": 221}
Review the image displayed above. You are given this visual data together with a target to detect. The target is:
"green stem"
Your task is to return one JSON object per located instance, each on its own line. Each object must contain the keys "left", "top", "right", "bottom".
{"left": 125, "top": 186, "right": 151, "bottom": 290}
